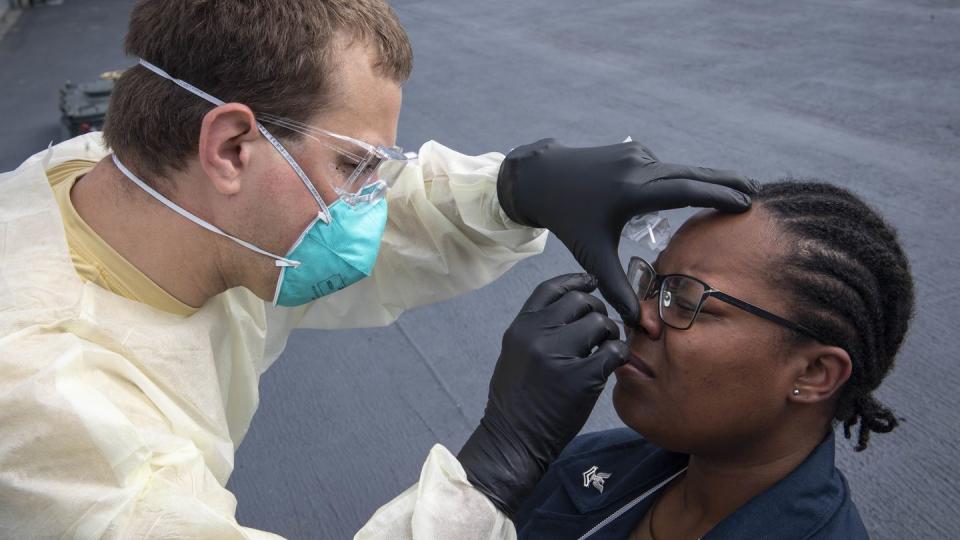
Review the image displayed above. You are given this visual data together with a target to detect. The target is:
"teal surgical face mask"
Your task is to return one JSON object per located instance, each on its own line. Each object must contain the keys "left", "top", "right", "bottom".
{"left": 111, "top": 59, "right": 404, "bottom": 306}
{"left": 272, "top": 193, "right": 387, "bottom": 306}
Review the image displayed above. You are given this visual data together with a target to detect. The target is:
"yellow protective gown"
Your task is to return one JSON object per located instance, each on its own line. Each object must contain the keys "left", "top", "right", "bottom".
{"left": 0, "top": 133, "right": 541, "bottom": 539}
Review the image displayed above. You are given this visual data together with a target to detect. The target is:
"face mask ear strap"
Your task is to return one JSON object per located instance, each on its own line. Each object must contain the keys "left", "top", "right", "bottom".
{"left": 138, "top": 58, "right": 225, "bottom": 107}
{"left": 111, "top": 154, "right": 300, "bottom": 268}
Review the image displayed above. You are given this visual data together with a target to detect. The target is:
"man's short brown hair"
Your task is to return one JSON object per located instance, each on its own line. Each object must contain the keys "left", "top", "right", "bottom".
{"left": 103, "top": 0, "right": 412, "bottom": 183}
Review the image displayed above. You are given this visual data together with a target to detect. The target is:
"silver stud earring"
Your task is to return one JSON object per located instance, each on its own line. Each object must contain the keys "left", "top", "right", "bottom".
{"left": 792, "top": 388, "right": 801, "bottom": 396}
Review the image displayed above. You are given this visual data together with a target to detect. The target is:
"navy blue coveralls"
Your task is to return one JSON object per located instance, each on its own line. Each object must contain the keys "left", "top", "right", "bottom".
{"left": 513, "top": 428, "right": 869, "bottom": 539}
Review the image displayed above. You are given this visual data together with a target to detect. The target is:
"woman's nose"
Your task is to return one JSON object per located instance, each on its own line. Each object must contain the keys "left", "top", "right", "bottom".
{"left": 635, "top": 295, "right": 663, "bottom": 339}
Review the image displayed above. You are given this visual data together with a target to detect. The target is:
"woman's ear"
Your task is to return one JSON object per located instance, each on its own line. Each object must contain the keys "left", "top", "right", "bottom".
{"left": 197, "top": 103, "right": 260, "bottom": 196}
{"left": 790, "top": 343, "right": 853, "bottom": 404}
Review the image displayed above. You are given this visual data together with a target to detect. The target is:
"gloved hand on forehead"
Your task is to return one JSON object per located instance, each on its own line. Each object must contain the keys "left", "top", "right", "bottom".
{"left": 497, "top": 138, "right": 759, "bottom": 325}
{"left": 458, "top": 273, "right": 628, "bottom": 516}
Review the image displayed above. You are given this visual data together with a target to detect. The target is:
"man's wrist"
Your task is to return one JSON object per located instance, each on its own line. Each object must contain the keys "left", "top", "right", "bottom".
{"left": 457, "top": 419, "right": 544, "bottom": 516}
{"left": 495, "top": 157, "right": 539, "bottom": 228}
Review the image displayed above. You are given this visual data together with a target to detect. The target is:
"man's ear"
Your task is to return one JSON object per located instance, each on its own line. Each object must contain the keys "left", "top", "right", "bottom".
{"left": 790, "top": 343, "right": 853, "bottom": 404}
{"left": 197, "top": 103, "right": 260, "bottom": 196}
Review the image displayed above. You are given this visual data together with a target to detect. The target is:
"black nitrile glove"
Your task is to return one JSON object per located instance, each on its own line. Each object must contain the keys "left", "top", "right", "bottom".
{"left": 497, "top": 139, "right": 759, "bottom": 324}
{"left": 458, "top": 273, "right": 628, "bottom": 516}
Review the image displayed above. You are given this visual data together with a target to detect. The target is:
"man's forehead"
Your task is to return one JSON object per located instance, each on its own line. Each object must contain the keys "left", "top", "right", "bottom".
{"left": 310, "top": 43, "right": 402, "bottom": 148}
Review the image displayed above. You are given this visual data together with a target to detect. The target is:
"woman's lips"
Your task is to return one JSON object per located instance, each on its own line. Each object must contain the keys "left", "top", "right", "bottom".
{"left": 627, "top": 353, "right": 656, "bottom": 379}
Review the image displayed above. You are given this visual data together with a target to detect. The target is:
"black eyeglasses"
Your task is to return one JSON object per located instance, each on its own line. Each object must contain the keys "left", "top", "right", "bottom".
{"left": 627, "top": 257, "right": 823, "bottom": 342}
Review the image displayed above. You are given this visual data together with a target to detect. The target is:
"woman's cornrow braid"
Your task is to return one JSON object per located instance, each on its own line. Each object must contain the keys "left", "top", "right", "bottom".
{"left": 756, "top": 181, "right": 915, "bottom": 451}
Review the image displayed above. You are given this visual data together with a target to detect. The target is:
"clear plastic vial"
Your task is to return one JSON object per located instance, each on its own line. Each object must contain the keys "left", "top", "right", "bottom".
{"left": 619, "top": 136, "right": 673, "bottom": 251}
{"left": 622, "top": 213, "right": 671, "bottom": 251}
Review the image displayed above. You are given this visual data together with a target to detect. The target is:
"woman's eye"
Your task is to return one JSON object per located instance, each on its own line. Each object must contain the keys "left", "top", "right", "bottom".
{"left": 669, "top": 294, "right": 697, "bottom": 310}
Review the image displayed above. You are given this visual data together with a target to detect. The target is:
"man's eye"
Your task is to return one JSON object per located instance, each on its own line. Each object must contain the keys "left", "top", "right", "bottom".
{"left": 339, "top": 159, "right": 378, "bottom": 178}
{"left": 338, "top": 159, "right": 360, "bottom": 173}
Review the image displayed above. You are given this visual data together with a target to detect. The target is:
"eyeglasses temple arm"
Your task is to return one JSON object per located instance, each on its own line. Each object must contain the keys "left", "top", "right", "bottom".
{"left": 707, "top": 290, "right": 823, "bottom": 342}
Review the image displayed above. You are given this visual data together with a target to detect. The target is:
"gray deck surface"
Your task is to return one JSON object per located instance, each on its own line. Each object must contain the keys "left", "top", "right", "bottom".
{"left": 2, "top": 1, "right": 958, "bottom": 538}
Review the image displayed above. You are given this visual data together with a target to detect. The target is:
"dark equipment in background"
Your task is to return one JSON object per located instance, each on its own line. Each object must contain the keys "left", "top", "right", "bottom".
{"left": 58, "top": 70, "right": 122, "bottom": 140}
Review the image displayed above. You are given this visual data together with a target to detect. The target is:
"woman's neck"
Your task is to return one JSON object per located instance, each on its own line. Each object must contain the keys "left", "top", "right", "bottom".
{"left": 646, "top": 432, "right": 825, "bottom": 540}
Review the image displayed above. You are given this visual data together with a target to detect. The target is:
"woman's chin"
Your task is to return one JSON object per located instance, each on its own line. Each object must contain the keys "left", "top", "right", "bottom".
{"left": 612, "top": 383, "right": 658, "bottom": 434}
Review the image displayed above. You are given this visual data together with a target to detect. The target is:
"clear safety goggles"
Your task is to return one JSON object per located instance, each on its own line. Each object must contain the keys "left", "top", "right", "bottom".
{"left": 136, "top": 58, "right": 413, "bottom": 214}
{"left": 256, "top": 112, "right": 410, "bottom": 206}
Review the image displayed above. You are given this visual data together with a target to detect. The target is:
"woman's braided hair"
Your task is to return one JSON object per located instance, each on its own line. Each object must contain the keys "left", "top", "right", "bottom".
{"left": 756, "top": 181, "right": 915, "bottom": 451}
